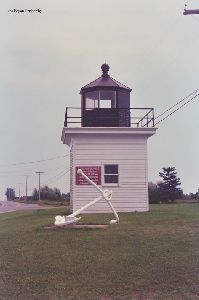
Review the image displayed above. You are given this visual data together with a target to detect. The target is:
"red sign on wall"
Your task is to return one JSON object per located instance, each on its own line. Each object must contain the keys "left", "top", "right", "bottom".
{"left": 76, "top": 166, "right": 101, "bottom": 185}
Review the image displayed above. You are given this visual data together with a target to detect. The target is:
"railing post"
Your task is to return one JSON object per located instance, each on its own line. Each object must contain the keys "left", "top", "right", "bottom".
{"left": 152, "top": 109, "right": 155, "bottom": 127}
{"left": 64, "top": 107, "right": 68, "bottom": 127}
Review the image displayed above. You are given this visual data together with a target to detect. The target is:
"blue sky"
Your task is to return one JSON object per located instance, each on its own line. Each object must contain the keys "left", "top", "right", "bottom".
{"left": 1, "top": 0, "right": 199, "bottom": 199}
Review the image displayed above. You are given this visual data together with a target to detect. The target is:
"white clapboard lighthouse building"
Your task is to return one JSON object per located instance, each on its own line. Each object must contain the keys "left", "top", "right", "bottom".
{"left": 61, "top": 64, "right": 156, "bottom": 213}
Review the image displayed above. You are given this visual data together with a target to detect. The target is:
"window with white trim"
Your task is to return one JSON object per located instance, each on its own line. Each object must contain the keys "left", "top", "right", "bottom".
{"left": 104, "top": 164, "right": 118, "bottom": 184}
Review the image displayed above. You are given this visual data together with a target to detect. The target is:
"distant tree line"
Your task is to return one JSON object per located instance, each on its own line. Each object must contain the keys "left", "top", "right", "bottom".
{"left": 32, "top": 185, "right": 70, "bottom": 202}
{"left": 5, "top": 185, "right": 70, "bottom": 202}
{"left": 186, "top": 192, "right": 199, "bottom": 200}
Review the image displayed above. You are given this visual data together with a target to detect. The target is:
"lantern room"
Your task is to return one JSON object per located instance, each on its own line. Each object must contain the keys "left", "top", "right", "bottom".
{"left": 80, "top": 64, "right": 132, "bottom": 127}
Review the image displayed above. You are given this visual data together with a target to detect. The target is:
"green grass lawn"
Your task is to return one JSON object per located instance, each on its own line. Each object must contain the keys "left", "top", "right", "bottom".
{"left": 0, "top": 204, "right": 199, "bottom": 300}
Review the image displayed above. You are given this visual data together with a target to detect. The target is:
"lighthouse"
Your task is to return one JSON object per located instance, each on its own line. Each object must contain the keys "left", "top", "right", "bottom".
{"left": 61, "top": 64, "right": 156, "bottom": 213}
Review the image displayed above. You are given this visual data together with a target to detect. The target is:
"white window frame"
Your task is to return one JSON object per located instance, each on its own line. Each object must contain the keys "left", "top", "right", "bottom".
{"left": 103, "top": 164, "right": 119, "bottom": 186}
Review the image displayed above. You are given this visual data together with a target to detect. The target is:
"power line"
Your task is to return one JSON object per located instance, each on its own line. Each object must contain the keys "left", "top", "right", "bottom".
{"left": 0, "top": 153, "right": 69, "bottom": 167}
{"left": 155, "top": 89, "right": 199, "bottom": 120}
{"left": 24, "top": 168, "right": 70, "bottom": 195}
{"left": 0, "top": 161, "right": 69, "bottom": 176}
{"left": 155, "top": 92, "right": 199, "bottom": 126}
{"left": 41, "top": 163, "right": 70, "bottom": 174}
{"left": 45, "top": 167, "right": 69, "bottom": 183}
{"left": 46, "top": 168, "right": 70, "bottom": 185}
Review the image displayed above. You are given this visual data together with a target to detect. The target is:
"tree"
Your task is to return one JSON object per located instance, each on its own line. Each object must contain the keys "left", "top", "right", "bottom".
{"left": 41, "top": 185, "right": 53, "bottom": 200}
{"left": 53, "top": 187, "right": 62, "bottom": 200}
{"left": 148, "top": 182, "right": 162, "bottom": 204}
{"left": 31, "top": 185, "right": 63, "bottom": 201}
{"left": 158, "top": 167, "right": 183, "bottom": 203}
{"left": 32, "top": 188, "right": 39, "bottom": 201}
{"left": 62, "top": 192, "right": 70, "bottom": 202}
{"left": 189, "top": 192, "right": 199, "bottom": 200}
{"left": 5, "top": 188, "right": 15, "bottom": 200}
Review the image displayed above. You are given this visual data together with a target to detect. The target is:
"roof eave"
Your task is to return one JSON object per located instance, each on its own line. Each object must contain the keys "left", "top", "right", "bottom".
{"left": 80, "top": 86, "right": 132, "bottom": 94}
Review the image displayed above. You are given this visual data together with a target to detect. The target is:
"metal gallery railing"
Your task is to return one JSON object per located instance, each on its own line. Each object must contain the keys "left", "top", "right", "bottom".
{"left": 64, "top": 107, "right": 155, "bottom": 128}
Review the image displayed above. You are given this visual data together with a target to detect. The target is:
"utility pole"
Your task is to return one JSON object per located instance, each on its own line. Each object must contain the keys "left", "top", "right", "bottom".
{"left": 18, "top": 183, "right": 22, "bottom": 199}
{"left": 183, "top": 4, "right": 199, "bottom": 15}
{"left": 25, "top": 175, "right": 28, "bottom": 202}
{"left": 35, "top": 172, "right": 44, "bottom": 201}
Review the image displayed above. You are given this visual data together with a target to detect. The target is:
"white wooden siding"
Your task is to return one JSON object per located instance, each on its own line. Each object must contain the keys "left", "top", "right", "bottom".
{"left": 69, "top": 144, "right": 74, "bottom": 212}
{"left": 72, "top": 134, "right": 149, "bottom": 213}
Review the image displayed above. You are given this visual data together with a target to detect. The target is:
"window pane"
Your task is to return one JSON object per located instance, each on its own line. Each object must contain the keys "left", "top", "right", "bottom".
{"left": 85, "top": 98, "right": 95, "bottom": 109}
{"left": 105, "top": 165, "right": 118, "bottom": 174}
{"left": 100, "top": 90, "right": 116, "bottom": 108}
{"left": 100, "top": 90, "right": 115, "bottom": 101}
{"left": 100, "top": 100, "right": 112, "bottom": 108}
{"left": 104, "top": 175, "right": 118, "bottom": 183}
{"left": 85, "top": 91, "right": 99, "bottom": 109}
